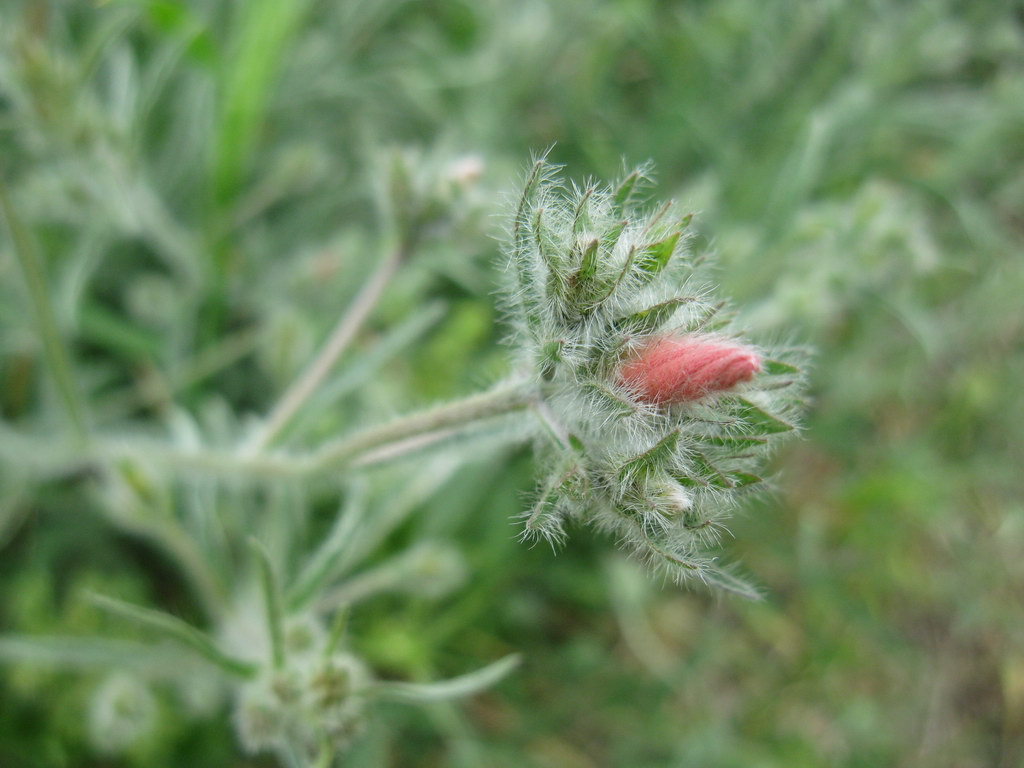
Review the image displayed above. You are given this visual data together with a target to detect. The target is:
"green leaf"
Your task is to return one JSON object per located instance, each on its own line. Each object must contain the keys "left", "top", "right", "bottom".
{"left": 249, "top": 538, "right": 286, "bottom": 670}
{"left": 289, "top": 487, "right": 367, "bottom": 611}
{"left": 635, "top": 217, "right": 691, "bottom": 278}
{"left": 0, "top": 635, "right": 197, "bottom": 673}
{"left": 731, "top": 398, "right": 795, "bottom": 434}
{"left": 89, "top": 594, "right": 257, "bottom": 678}
{"left": 540, "top": 339, "right": 564, "bottom": 381}
{"left": 618, "top": 430, "right": 680, "bottom": 483}
{"left": 577, "top": 238, "right": 600, "bottom": 283}
{"left": 762, "top": 359, "right": 801, "bottom": 375}
{"left": 323, "top": 606, "right": 350, "bottom": 658}
{"left": 579, "top": 382, "right": 636, "bottom": 420}
{"left": 572, "top": 187, "right": 594, "bottom": 233}
{"left": 369, "top": 655, "right": 521, "bottom": 703}
{"left": 703, "top": 435, "right": 769, "bottom": 450}
{"left": 600, "top": 219, "right": 627, "bottom": 254}
{"left": 613, "top": 170, "right": 644, "bottom": 210}
{"left": 513, "top": 159, "right": 546, "bottom": 249}
{"left": 674, "top": 454, "right": 764, "bottom": 489}
{"left": 635, "top": 230, "right": 681, "bottom": 277}
{"left": 701, "top": 568, "right": 762, "bottom": 601}
{"left": 613, "top": 297, "right": 693, "bottom": 335}
{"left": 729, "top": 471, "right": 764, "bottom": 487}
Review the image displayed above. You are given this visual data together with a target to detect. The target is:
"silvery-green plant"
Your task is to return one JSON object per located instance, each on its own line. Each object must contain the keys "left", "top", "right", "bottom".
{"left": 500, "top": 158, "right": 805, "bottom": 597}
{"left": 0, "top": 151, "right": 804, "bottom": 765}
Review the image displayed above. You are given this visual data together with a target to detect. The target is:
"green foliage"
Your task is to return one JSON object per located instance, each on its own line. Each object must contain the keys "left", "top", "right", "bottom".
{"left": 1, "top": 0, "right": 1022, "bottom": 766}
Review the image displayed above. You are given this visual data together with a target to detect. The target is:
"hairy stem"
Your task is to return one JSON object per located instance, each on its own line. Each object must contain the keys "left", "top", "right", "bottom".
{"left": 77, "top": 383, "right": 533, "bottom": 479}
{"left": 246, "top": 241, "right": 410, "bottom": 453}
{"left": 304, "top": 383, "right": 532, "bottom": 474}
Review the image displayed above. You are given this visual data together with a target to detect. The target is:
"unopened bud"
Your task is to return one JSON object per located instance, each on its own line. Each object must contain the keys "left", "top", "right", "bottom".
{"left": 620, "top": 334, "right": 761, "bottom": 405}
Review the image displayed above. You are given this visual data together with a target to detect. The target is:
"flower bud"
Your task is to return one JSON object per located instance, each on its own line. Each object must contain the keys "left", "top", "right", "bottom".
{"left": 620, "top": 334, "right": 761, "bottom": 405}
{"left": 88, "top": 674, "right": 157, "bottom": 755}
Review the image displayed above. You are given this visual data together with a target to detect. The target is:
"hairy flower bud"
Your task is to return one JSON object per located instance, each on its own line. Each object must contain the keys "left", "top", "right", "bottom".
{"left": 619, "top": 335, "right": 761, "bottom": 405}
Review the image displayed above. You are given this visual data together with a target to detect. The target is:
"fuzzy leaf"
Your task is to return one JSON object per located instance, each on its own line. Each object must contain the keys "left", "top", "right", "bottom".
{"left": 731, "top": 398, "right": 795, "bottom": 434}
{"left": 703, "top": 435, "right": 769, "bottom": 450}
{"left": 675, "top": 454, "right": 764, "bottom": 489}
{"left": 580, "top": 382, "right": 636, "bottom": 420}
{"left": 514, "top": 161, "right": 544, "bottom": 233}
{"left": 701, "top": 568, "right": 762, "bottom": 601}
{"left": 577, "top": 238, "right": 600, "bottom": 283}
{"left": 249, "top": 538, "right": 285, "bottom": 670}
{"left": 89, "top": 594, "right": 257, "bottom": 678}
{"left": 729, "top": 471, "right": 764, "bottom": 487}
{"left": 613, "top": 297, "right": 693, "bottom": 335}
{"left": 540, "top": 339, "right": 565, "bottom": 381}
{"left": 762, "top": 359, "right": 801, "bottom": 376}
{"left": 635, "top": 230, "right": 681, "bottom": 277}
{"left": 370, "top": 654, "right": 520, "bottom": 703}
{"left": 635, "top": 217, "right": 691, "bottom": 278}
{"left": 613, "top": 170, "right": 643, "bottom": 210}
{"left": 0, "top": 635, "right": 197, "bottom": 673}
{"left": 600, "top": 219, "right": 627, "bottom": 254}
{"left": 572, "top": 187, "right": 594, "bottom": 233}
{"left": 618, "top": 430, "right": 680, "bottom": 483}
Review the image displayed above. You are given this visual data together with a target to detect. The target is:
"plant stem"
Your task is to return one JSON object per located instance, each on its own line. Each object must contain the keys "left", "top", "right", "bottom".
{"left": 0, "top": 177, "right": 88, "bottom": 443}
{"left": 246, "top": 241, "right": 409, "bottom": 454}
{"left": 303, "top": 383, "right": 532, "bottom": 474}
{"left": 93, "top": 382, "right": 533, "bottom": 478}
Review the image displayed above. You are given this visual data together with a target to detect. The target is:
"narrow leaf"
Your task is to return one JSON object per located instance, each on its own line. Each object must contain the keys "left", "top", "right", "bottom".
{"left": 618, "top": 430, "right": 680, "bottom": 483}
{"left": 762, "top": 359, "right": 801, "bottom": 376}
{"left": 613, "top": 170, "right": 643, "bottom": 210}
{"left": 577, "top": 238, "right": 600, "bottom": 283}
{"left": 580, "top": 381, "right": 636, "bottom": 420}
{"left": 370, "top": 654, "right": 521, "bottom": 703}
{"left": 572, "top": 186, "right": 594, "bottom": 233}
{"left": 675, "top": 454, "right": 764, "bottom": 489}
{"left": 703, "top": 435, "right": 768, "bottom": 450}
{"left": 0, "top": 635, "right": 194, "bottom": 673}
{"left": 635, "top": 228, "right": 683, "bottom": 278}
{"left": 540, "top": 339, "right": 564, "bottom": 381}
{"left": 613, "top": 297, "right": 693, "bottom": 335}
{"left": 289, "top": 487, "right": 367, "bottom": 610}
{"left": 89, "top": 594, "right": 257, "bottom": 677}
{"left": 731, "top": 398, "right": 795, "bottom": 434}
{"left": 701, "top": 567, "right": 763, "bottom": 601}
{"left": 249, "top": 538, "right": 285, "bottom": 669}
{"left": 600, "top": 219, "right": 627, "bottom": 254}
{"left": 513, "top": 159, "right": 546, "bottom": 248}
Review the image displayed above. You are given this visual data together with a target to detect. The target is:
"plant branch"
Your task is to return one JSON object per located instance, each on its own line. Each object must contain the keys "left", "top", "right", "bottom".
{"left": 84, "top": 383, "right": 532, "bottom": 479}
{"left": 246, "top": 241, "right": 410, "bottom": 453}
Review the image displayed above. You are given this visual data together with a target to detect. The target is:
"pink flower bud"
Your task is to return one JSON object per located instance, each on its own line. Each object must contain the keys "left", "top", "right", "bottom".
{"left": 619, "top": 335, "right": 761, "bottom": 405}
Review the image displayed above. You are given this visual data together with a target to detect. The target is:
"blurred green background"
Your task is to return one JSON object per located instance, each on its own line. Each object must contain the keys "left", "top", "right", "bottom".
{"left": 1, "top": 0, "right": 1022, "bottom": 766}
